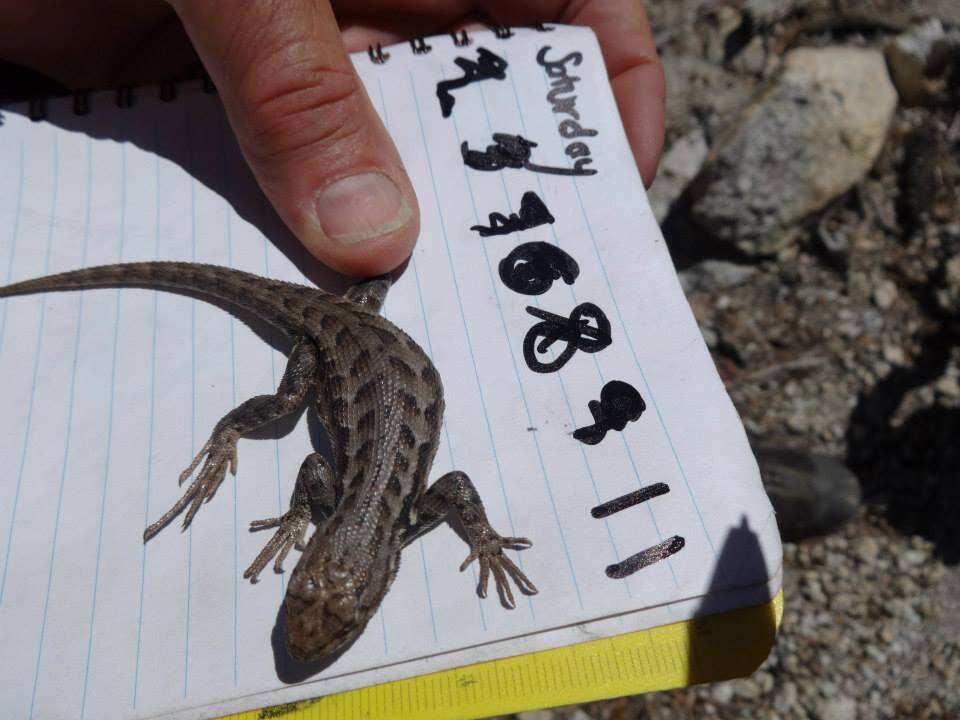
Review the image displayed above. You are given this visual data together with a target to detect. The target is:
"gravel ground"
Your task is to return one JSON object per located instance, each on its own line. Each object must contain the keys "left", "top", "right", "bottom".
{"left": 499, "top": 1, "right": 960, "bottom": 718}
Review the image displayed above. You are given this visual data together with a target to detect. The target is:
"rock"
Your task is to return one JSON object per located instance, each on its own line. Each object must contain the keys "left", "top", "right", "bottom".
{"left": 872, "top": 280, "right": 898, "bottom": 309}
{"left": 935, "top": 374, "right": 960, "bottom": 398}
{"left": 663, "top": 56, "right": 757, "bottom": 144}
{"left": 517, "top": 711, "right": 558, "bottom": 720}
{"left": 885, "top": 19, "right": 960, "bottom": 106}
{"left": 711, "top": 682, "right": 735, "bottom": 704}
{"left": 854, "top": 537, "right": 880, "bottom": 564}
{"left": 679, "top": 260, "right": 758, "bottom": 294}
{"left": 774, "top": 681, "right": 799, "bottom": 713}
{"left": 688, "top": 47, "right": 897, "bottom": 256}
{"left": 937, "top": 253, "right": 960, "bottom": 313}
{"left": 883, "top": 344, "right": 907, "bottom": 365}
{"left": 817, "top": 696, "right": 857, "bottom": 720}
{"left": 648, "top": 129, "right": 709, "bottom": 222}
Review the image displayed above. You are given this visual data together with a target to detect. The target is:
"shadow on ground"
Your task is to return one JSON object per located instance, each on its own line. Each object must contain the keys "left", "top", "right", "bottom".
{"left": 847, "top": 323, "right": 960, "bottom": 564}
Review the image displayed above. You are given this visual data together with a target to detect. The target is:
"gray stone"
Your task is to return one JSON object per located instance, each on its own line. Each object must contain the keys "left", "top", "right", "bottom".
{"left": 872, "top": 280, "right": 899, "bottom": 309}
{"left": 711, "top": 681, "right": 735, "bottom": 704}
{"left": 816, "top": 696, "right": 857, "bottom": 720}
{"left": 689, "top": 47, "right": 897, "bottom": 256}
{"left": 663, "top": 56, "right": 757, "bottom": 144}
{"left": 680, "top": 260, "right": 758, "bottom": 294}
{"left": 648, "top": 129, "right": 709, "bottom": 222}
{"left": 883, "top": 344, "right": 907, "bottom": 365}
{"left": 774, "top": 681, "right": 800, "bottom": 713}
{"left": 854, "top": 537, "right": 880, "bottom": 564}
{"left": 886, "top": 19, "right": 960, "bottom": 106}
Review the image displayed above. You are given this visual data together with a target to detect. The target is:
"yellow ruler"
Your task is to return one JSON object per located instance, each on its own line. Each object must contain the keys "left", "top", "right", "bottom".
{"left": 223, "top": 590, "right": 783, "bottom": 720}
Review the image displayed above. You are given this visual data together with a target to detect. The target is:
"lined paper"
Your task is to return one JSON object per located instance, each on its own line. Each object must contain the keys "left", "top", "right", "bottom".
{"left": 0, "top": 27, "right": 781, "bottom": 720}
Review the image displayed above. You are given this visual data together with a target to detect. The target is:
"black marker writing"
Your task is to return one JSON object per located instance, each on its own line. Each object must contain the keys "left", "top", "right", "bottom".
{"left": 523, "top": 303, "right": 611, "bottom": 373}
{"left": 471, "top": 191, "right": 555, "bottom": 237}
{"left": 574, "top": 380, "right": 645, "bottom": 445}
{"left": 536, "top": 47, "right": 599, "bottom": 176}
{"left": 591, "top": 483, "right": 669, "bottom": 519}
{"left": 498, "top": 241, "right": 579, "bottom": 296}
{"left": 436, "top": 48, "right": 508, "bottom": 118}
{"left": 605, "top": 536, "right": 685, "bottom": 579}
{"left": 461, "top": 133, "right": 597, "bottom": 176}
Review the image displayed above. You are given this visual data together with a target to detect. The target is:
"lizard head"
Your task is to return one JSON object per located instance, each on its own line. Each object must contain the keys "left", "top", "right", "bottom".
{"left": 282, "top": 548, "right": 398, "bottom": 663}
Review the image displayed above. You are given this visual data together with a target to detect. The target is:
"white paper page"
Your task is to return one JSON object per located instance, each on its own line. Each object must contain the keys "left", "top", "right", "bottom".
{"left": 0, "top": 26, "right": 781, "bottom": 720}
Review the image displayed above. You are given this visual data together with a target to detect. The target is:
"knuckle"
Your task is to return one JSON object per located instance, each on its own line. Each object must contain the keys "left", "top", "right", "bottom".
{"left": 237, "top": 41, "right": 366, "bottom": 163}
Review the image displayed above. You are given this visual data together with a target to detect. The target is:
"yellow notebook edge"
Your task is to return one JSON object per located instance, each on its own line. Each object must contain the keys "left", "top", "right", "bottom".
{"left": 225, "top": 589, "right": 784, "bottom": 720}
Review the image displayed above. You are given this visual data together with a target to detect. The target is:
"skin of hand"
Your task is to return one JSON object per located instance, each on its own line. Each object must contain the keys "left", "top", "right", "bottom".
{"left": 0, "top": 0, "right": 664, "bottom": 278}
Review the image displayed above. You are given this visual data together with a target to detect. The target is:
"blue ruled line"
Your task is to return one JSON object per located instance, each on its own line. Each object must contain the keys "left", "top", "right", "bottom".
{"left": 133, "top": 122, "right": 163, "bottom": 709}
{"left": 30, "top": 134, "right": 92, "bottom": 719}
{"left": 0, "top": 141, "right": 25, "bottom": 371}
{"left": 0, "top": 133, "right": 58, "bottom": 606}
{"left": 218, "top": 105, "right": 241, "bottom": 687}
{"left": 0, "top": 140, "right": 25, "bottom": 607}
{"left": 80, "top": 139, "right": 127, "bottom": 718}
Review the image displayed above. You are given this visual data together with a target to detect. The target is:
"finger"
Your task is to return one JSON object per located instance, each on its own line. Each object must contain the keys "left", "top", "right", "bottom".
{"left": 487, "top": 0, "right": 665, "bottom": 187}
{"left": 169, "top": 0, "right": 420, "bottom": 277}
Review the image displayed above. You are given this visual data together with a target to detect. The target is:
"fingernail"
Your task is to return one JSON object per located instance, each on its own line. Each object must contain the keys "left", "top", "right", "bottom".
{"left": 314, "top": 172, "right": 412, "bottom": 244}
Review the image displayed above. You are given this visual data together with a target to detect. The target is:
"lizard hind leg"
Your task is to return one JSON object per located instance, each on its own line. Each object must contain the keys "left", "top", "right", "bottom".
{"left": 244, "top": 452, "right": 340, "bottom": 583}
{"left": 401, "top": 471, "right": 538, "bottom": 609}
{"left": 344, "top": 275, "right": 392, "bottom": 313}
{"left": 142, "top": 338, "right": 320, "bottom": 543}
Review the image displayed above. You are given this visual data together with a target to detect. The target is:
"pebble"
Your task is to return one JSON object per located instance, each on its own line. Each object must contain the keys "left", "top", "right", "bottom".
{"left": 817, "top": 696, "right": 857, "bottom": 720}
{"left": 710, "top": 682, "right": 735, "bottom": 704}
{"left": 872, "top": 280, "right": 898, "bottom": 309}
{"left": 882, "top": 344, "right": 907, "bottom": 365}
{"left": 854, "top": 537, "right": 880, "bottom": 564}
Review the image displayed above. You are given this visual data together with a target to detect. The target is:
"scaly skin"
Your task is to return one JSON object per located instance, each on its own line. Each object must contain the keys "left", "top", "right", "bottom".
{"left": 0, "top": 262, "right": 537, "bottom": 663}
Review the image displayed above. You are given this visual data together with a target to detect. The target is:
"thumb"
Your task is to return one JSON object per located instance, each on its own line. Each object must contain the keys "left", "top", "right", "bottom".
{"left": 170, "top": 0, "right": 418, "bottom": 277}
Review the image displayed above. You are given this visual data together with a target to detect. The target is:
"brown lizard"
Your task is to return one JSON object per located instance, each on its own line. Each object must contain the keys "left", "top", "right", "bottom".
{"left": 0, "top": 262, "right": 537, "bottom": 663}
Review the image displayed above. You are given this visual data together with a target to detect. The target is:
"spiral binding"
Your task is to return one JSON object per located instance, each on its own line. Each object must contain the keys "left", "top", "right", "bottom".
{"left": 364, "top": 24, "right": 556, "bottom": 65}
{"left": 159, "top": 81, "right": 177, "bottom": 103}
{"left": 73, "top": 90, "right": 91, "bottom": 116}
{"left": 20, "top": 25, "right": 556, "bottom": 121}
{"left": 368, "top": 43, "right": 389, "bottom": 64}
{"left": 409, "top": 37, "right": 432, "bottom": 55}
{"left": 115, "top": 85, "right": 134, "bottom": 108}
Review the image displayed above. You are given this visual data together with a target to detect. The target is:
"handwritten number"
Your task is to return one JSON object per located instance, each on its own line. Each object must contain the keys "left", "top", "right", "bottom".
{"left": 522, "top": 303, "right": 611, "bottom": 373}
{"left": 605, "top": 537, "right": 685, "bottom": 579}
{"left": 472, "top": 191, "right": 556, "bottom": 237}
{"left": 436, "top": 48, "right": 508, "bottom": 118}
{"left": 573, "top": 380, "right": 645, "bottom": 445}
{"left": 591, "top": 483, "right": 669, "bottom": 519}
{"left": 461, "top": 133, "right": 598, "bottom": 177}
{"left": 498, "top": 241, "right": 579, "bottom": 295}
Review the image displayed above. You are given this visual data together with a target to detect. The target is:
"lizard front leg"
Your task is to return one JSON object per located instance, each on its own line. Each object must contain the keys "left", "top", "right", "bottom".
{"left": 143, "top": 338, "right": 319, "bottom": 541}
{"left": 401, "top": 471, "right": 538, "bottom": 609}
{"left": 244, "top": 452, "right": 340, "bottom": 582}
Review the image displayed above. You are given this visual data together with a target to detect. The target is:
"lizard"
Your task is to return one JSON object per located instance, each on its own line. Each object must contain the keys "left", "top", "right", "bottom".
{"left": 0, "top": 262, "right": 537, "bottom": 663}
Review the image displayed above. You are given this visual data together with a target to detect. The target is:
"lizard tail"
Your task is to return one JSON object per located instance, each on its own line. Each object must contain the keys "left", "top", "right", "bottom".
{"left": 0, "top": 261, "right": 322, "bottom": 336}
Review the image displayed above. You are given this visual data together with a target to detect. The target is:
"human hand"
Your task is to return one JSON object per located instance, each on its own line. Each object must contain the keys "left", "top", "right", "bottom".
{"left": 0, "top": 0, "right": 663, "bottom": 277}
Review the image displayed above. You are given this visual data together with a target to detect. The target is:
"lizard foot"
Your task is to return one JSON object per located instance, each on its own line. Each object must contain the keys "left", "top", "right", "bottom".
{"left": 142, "top": 430, "right": 239, "bottom": 542}
{"left": 460, "top": 534, "right": 538, "bottom": 609}
{"left": 243, "top": 507, "right": 311, "bottom": 583}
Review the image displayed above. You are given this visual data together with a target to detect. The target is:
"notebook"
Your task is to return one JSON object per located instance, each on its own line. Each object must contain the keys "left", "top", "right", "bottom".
{"left": 0, "top": 25, "right": 782, "bottom": 720}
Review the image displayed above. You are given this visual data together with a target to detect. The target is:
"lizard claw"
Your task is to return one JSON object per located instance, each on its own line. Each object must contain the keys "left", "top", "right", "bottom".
{"left": 243, "top": 508, "right": 310, "bottom": 583}
{"left": 143, "top": 430, "right": 239, "bottom": 542}
{"left": 460, "top": 535, "right": 538, "bottom": 609}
